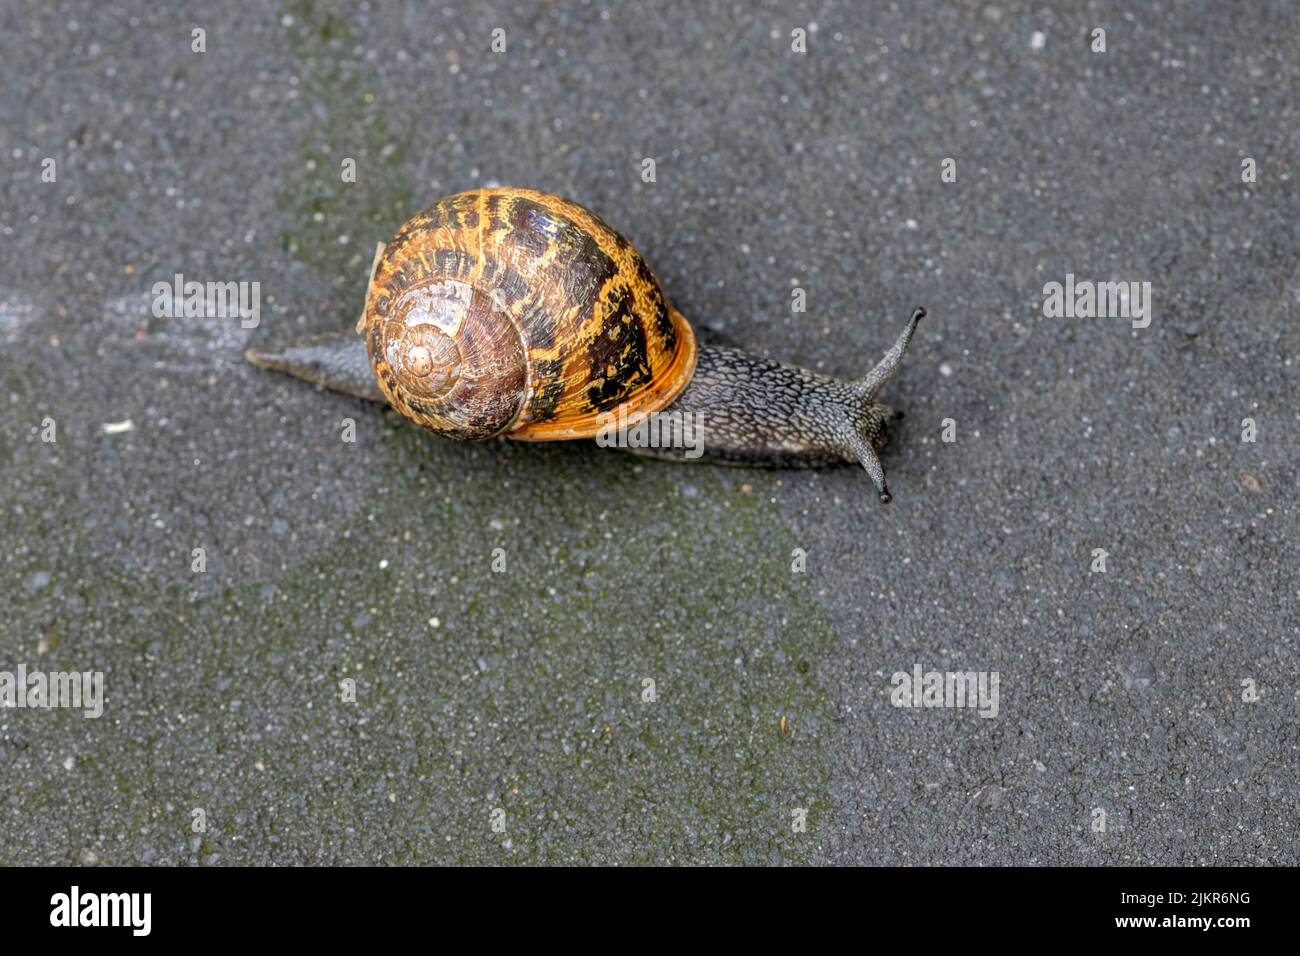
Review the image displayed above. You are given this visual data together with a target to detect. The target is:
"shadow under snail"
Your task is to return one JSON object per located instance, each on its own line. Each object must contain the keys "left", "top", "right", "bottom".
{"left": 246, "top": 187, "right": 924, "bottom": 503}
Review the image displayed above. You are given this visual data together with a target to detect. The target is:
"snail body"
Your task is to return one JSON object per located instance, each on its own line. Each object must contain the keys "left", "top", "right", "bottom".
{"left": 247, "top": 188, "right": 923, "bottom": 502}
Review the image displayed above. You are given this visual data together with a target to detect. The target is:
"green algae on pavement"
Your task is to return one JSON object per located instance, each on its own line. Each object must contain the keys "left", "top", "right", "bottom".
{"left": 275, "top": 0, "right": 413, "bottom": 302}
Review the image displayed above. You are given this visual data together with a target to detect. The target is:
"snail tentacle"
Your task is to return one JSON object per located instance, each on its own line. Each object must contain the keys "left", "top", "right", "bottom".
{"left": 856, "top": 307, "right": 925, "bottom": 400}
{"left": 844, "top": 426, "right": 892, "bottom": 504}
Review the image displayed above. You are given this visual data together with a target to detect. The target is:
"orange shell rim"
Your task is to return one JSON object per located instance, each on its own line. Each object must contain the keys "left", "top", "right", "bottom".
{"left": 508, "top": 307, "right": 698, "bottom": 441}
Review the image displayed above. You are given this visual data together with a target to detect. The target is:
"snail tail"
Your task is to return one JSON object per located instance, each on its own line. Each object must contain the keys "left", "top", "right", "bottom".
{"left": 245, "top": 330, "right": 385, "bottom": 403}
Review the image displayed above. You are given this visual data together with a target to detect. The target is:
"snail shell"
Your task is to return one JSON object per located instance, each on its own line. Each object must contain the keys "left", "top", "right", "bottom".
{"left": 359, "top": 187, "right": 697, "bottom": 441}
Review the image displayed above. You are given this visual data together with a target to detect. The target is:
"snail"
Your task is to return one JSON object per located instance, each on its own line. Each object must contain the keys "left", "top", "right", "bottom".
{"left": 246, "top": 187, "right": 924, "bottom": 503}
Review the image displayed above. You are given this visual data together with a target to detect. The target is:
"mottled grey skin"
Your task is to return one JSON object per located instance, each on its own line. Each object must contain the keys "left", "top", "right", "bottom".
{"left": 246, "top": 331, "right": 385, "bottom": 403}
{"left": 246, "top": 308, "right": 923, "bottom": 503}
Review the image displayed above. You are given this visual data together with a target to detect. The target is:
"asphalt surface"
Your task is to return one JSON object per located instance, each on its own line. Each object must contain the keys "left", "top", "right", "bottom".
{"left": 1, "top": 1, "right": 1296, "bottom": 865}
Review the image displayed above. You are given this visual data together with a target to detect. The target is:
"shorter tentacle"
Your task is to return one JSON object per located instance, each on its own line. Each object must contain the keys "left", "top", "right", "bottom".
{"left": 845, "top": 428, "right": 892, "bottom": 504}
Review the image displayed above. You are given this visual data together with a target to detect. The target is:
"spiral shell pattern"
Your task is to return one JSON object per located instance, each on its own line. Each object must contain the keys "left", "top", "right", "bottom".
{"left": 360, "top": 187, "right": 697, "bottom": 441}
